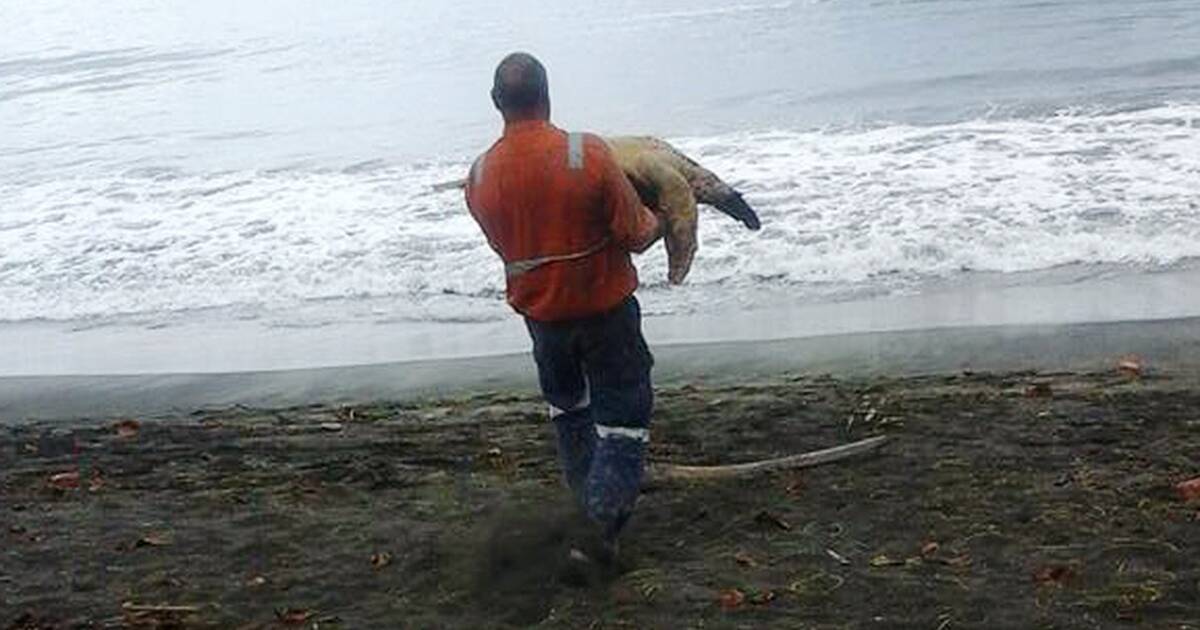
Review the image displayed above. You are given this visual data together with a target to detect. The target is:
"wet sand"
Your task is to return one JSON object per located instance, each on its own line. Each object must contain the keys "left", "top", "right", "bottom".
{"left": 3, "top": 368, "right": 1198, "bottom": 628}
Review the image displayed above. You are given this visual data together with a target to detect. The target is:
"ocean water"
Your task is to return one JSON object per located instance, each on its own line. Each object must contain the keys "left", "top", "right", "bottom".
{"left": 3, "top": 0, "right": 1199, "bottom": 329}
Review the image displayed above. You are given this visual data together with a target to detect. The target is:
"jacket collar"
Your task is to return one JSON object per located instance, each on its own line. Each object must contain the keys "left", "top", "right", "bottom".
{"left": 503, "top": 119, "right": 553, "bottom": 137}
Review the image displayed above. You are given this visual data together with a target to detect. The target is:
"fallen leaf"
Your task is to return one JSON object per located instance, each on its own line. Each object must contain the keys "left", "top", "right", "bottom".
{"left": 921, "top": 541, "right": 940, "bottom": 557}
{"left": 48, "top": 471, "right": 80, "bottom": 490}
{"left": 753, "top": 510, "right": 791, "bottom": 531}
{"left": 1175, "top": 477, "right": 1200, "bottom": 502}
{"left": 717, "top": 588, "right": 745, "bottom": 610}
{"left": 275, "top": 608, "right": 316, "bottom": 624}
{"left": 1024, "top": 383, "right": 1053, "bottom": 398}
{"left": 113, "top": 419, "right": 141, "bottom": 438}
{"left": 371, "top": 551, "right": 393, "bottom": 569}
{"left": 733, "top": 551, "right": 758, "bottom": 567}
{"left": 1033, "top": 565, "right": 1075, "bottom": 586}
{"left": 135, "top": 532, "right": 171, "bottom": 548}
{"left": 245, "top": 575, "right": 267, "bottom": 587}
{"left": 1117, "top": 355, "right": 1144, "bottom": 377}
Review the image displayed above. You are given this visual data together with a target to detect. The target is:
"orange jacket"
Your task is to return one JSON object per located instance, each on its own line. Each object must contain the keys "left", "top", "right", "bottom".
{"left": 465, "top": 120, "right": 660, "bottom": 322}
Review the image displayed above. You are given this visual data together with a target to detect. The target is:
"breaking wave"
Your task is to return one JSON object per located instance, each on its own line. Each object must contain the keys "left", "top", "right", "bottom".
{"left": 1, "top": 102, "right": 1198, "bottom": 325}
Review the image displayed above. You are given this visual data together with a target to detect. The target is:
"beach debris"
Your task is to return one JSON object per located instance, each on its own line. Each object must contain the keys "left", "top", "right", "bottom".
{"left": 870, "top": 554, "right": 904, "bottom": 567}
{"left": 318, "top": 422, "right": 344, "bottom": 432}
{"left": 1175, "top": 477, "right": 1200, "bottom": 502}
{"left": 117, "top": 531, "right": 172, "bottom": 552}
{"left": 825, "top": 548, "right": 851, "bottom": 566}
{"left": 1116, "top": 355, "right": 1145, "bottom": 377}
{"left": 717, "top": 588, "right": 745, "bottom": 610}
{"left": 648, "top": 435, "right": 888, "bottom": 483}
{"left": 47, "top": 471, "right": 80, "bottom": 490}
{"left": 48, "top": 469, "right": 105, "bottom": 492}
{"left": 122, "top": 603, "right": 199, "bottom": 627}
{"left": 733, "top": 551, "right": 759, "bottom": 567}
{"left": 88, "top": 470, "right": 106, "bottom": 492}
{"left": 371, "top": 551, "right": 393, "bottom": 569}
{"left": 1024, "top": 383, "right": 1054, "bottom": 398}
{"left": 937, "top": 554, "right": 973, "bottom": 568}
{"left": 749, "top": 590, "right": 777, "bottom": 605}
{"left": 754, "top": 510, "right": 792, "bottom": 531}
{"left": 136, "top": 532, "right": 172, "bottom": 548}
{"left": 112, "top": 419, "right": 142, "bottom": 438}
{"left": 484, "top": 446, "right": 520, "bottom": 476}
{"left": 621, "top": 568, "right": 665, "bottom": 602}
{"left": 783, "top": 474, "right": 806, "bottom": 498}
{"left": 1032, "top": 564, "right": 1075, "bottom": 587}
{"left": 275, "top": 608, "right": 316, "bottom": 624}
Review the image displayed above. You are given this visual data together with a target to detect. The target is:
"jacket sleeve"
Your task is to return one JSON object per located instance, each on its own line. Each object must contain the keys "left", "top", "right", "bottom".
{"left": 592, "top": 137, "right": 662, "bottom": 254}
{"left": 464, "top": 155, "right": 505, "bottom": 258}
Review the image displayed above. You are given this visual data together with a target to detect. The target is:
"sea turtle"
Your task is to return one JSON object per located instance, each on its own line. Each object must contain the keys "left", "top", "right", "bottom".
{"left": 436, "top": 135, "right": 761, "bottom": 284}
{"left": 605, "top": 136, "right": 760, "bottom": 283}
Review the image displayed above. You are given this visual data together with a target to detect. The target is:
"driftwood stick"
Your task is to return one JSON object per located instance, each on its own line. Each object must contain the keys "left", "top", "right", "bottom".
{"left": 122, "top": 603, "right": 200, "bottom": 614}
{"left": 647, "top": 435, "right": 888, "bottom": 483}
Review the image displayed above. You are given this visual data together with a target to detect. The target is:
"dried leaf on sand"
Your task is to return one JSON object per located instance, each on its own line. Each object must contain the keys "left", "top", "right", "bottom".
{"left": 113, "top": 419, "right": 142, "bottom": 438}
{"left": 718, "top": 588, "right": 745, "bottom": 610}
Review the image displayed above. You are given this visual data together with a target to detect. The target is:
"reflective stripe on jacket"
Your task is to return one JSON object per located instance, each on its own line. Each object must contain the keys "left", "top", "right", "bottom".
{"left": 465, "top": 120, "right": 659, "bottom": 322}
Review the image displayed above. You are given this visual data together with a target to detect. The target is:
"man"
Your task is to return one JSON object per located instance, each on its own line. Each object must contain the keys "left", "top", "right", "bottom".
{"left": 464, "top": 52, "right": 662, "bottom": 568}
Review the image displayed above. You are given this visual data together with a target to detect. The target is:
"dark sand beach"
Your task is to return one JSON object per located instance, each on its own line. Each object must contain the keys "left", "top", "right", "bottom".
{"left": 4, "top": 365, "right": 1198, "bottom": 628}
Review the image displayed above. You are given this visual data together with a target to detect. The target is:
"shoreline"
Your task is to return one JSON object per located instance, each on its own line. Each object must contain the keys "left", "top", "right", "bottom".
{"left": 4, "top": 264, "right": 1199, "bottom": 378}
{"left": 3, "top": 314, "right": 1200, "bottom": 422}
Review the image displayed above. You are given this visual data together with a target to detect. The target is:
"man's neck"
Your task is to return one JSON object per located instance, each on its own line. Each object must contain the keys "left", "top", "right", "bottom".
{"left": 501, "top": 104, "right": 550, "bottom": 126}
{"left": 503, "top": 117, "right": 551, "bottom": 135}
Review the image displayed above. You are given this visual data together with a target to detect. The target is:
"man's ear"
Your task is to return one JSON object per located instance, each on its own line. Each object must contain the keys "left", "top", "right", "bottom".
{"left": 491, "top": 87, "right": 502, "bottom": 111}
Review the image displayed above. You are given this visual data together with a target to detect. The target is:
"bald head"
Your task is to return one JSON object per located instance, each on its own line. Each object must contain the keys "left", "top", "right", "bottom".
{"left": 491, "top": 52, "right": 550, "bottom": 121}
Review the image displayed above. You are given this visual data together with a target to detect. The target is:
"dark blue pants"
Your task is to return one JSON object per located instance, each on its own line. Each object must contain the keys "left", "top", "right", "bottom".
{"left": 525, "top": 296, "right": 654, "bottom": 542}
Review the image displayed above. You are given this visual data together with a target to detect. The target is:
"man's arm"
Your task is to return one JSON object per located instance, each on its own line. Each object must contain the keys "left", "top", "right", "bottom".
{"left": 464, "top": 154, "right": 505, "bottom": 258}
{"left": 592, "top": 137, "right": 662, "bottom": 254}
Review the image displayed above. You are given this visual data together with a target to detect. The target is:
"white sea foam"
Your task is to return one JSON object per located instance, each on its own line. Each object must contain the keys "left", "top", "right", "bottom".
{"left": 1, "top": 103, "right": 1198, "bottom": 325}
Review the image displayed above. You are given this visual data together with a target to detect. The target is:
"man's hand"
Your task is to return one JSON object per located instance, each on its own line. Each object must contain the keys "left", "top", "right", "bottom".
{"left": 623, "top": 205, "right": 665, "bottom": 254}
